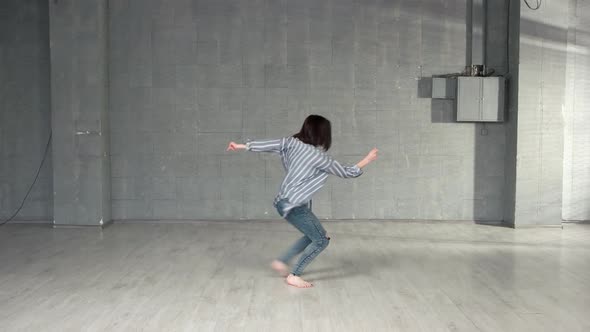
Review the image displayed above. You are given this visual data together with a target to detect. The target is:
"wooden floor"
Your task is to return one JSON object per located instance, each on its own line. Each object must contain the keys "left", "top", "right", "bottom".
{"left": 0, "top": 220, "right": 589, "bottom": 331}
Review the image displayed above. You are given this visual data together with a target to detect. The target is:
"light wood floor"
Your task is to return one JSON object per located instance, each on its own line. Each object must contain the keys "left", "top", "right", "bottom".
{"left": 1, "top": 220, "right": 589, "bottom": 331}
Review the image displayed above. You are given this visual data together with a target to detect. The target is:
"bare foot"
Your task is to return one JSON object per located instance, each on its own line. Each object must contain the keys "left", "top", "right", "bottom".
{"left": 271, "top": 260, "right": 289, "bottom": 277}
{"left": 286, "top": 274, "right": 313, "bottom": 288}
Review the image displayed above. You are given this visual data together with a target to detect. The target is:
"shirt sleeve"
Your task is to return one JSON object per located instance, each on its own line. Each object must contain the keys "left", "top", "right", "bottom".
{"left": 318, "top": 155, "right": 363, "bottom": 178}
{"left": 245, "top": 138, "right": 286, "bottom": 154}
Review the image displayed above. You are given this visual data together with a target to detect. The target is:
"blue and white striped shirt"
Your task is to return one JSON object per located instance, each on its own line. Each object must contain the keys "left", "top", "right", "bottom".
{"left": 246, "top": 137, "right": 363, "bottom": 217}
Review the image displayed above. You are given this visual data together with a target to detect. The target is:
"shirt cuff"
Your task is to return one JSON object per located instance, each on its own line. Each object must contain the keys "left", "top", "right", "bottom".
{"left": 352, "top": 165, "right": 363, "bottom": 175}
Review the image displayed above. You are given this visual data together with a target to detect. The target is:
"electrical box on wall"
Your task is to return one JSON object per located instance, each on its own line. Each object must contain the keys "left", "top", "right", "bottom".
{"left": 432, "top": 77, "right": 457, "bottom": 99}
{"left": 457, "top": 77, "right": 505, "bottom": 122}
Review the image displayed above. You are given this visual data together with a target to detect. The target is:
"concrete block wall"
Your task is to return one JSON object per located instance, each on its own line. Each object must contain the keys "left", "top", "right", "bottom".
{"left": 0, "top": 0, "right": 52, "bottom": 221}
{"left": 2, "top": 0, "right": 586, "bottom": 224}
{"left": 503, "top": 0, "right": 520, "bottom": 226}
{"left": 563, "top": 0, "right": 590, "bottom": 221}
{"left": 49, "top": 0, "right": 111, "bottom": 226}
{"left": 514, "top": 0, "right": 568, "bottom": 226}
{"left": 109, "top": 0, "right": 509, "bottom": 221}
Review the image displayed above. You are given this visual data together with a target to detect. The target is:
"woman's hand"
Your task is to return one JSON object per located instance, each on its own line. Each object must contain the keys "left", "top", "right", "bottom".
{"left": 227, "top": 141, "right": 247, "bottom": 151}
{"left": 365, "top": 148, "right": 378, "bottom": 162}
{"left": 356, "top": 148, "right": 378, "bottom": 169}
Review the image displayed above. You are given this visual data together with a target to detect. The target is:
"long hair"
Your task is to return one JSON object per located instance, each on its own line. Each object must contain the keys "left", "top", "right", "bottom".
{"left": 293, "top": 115, "right": 332, "bottom": 151}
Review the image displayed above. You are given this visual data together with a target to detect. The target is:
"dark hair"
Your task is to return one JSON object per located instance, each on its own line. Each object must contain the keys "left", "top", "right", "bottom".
{"left": 293, "top": 115, "right": 332, "bottom": 151}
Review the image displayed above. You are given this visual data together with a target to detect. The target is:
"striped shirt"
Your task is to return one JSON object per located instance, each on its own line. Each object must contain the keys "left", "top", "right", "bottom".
{"left": 246, "top": 137, "right": 363, "bottom": 217}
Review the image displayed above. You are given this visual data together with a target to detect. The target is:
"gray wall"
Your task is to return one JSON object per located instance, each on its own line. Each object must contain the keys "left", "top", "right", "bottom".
{"left": 476, "top": 0, "right": 509, "bottom": 222}
{"left": 503, "top": 0, "right": 520, "bottom": 226}
{"left": 513, "top": 0, "right": 568, "bottom": 226}
{"left": 49, "top": 0, "right": 111, "bottom": 226}
{"left": 0, "top": 0, "right": 52, "bottom": 221}
{"left": 1, "top": 0, "right": 584, "bottom": 224}
{"left": 109, "top": 0, "right": 509, "bottom": 221}
{"left": 563, "top": 0, "right": 590, "bottom": 221}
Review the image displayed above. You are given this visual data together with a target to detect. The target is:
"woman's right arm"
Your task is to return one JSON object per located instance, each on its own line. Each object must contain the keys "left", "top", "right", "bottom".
{"left": 227, "top": 142, "right": 247, "bottom": 151}
{"left": 227, "top": 138, "right": 286, "bottom": 154}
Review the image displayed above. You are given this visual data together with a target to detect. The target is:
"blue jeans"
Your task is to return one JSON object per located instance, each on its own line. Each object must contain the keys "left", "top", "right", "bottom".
{"left": 275, "top": 199, "right": 330, "bottom": 276}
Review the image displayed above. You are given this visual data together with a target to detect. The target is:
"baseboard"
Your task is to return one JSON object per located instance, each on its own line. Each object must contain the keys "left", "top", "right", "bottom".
{"left": 501, "top": 220, "right": 515, "bottom": 228}
{"left": 113, "top": 218, "right": 505, "bottom": 225}
{"left": 101, "top": 219, "right": 114, "bottom": 228}
{"left": 113, "top": 219, "right": 276, "bottom": 224}
{"left": 512, "top": 224, "right": 563, "bottom": 229}
{"left": 475, "top": 220, "right": 505, "bottom": 226}
{"left": 2, "top": 219, "right": 52, "bottom": 225}
{"left": 562, "top": 220, "right": 590, "bottom": 224}
{"left": 53, "top": 219, "right": 114, "bottom": 229}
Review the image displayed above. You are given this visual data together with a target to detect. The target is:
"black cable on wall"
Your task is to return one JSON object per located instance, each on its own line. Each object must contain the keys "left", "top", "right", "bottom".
{"left": 0, "top": 132, "right": 52, "bottom": 227}
{"left": 524, "top": 0, "right": 542, "bottom": 10}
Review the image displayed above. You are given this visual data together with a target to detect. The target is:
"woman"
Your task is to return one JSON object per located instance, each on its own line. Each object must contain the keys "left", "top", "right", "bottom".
{"left": 227, "top": 115, "right": 378, "bottom": 288}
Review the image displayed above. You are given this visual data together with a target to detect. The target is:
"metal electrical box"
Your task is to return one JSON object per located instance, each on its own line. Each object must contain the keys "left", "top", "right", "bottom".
{"left": 457, "top": 77, "right": 505, "bottom": 122}
{"left": 432, "top": 77, "right": 457, "bottom": 99}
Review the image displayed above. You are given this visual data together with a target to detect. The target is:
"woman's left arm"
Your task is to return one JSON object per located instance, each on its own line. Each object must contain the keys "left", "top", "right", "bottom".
{"left": 318, "top": 148, "right": 378, "bottom": 178}
{"left": 318, "top": 156, "right": 364, "bottom": 178}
